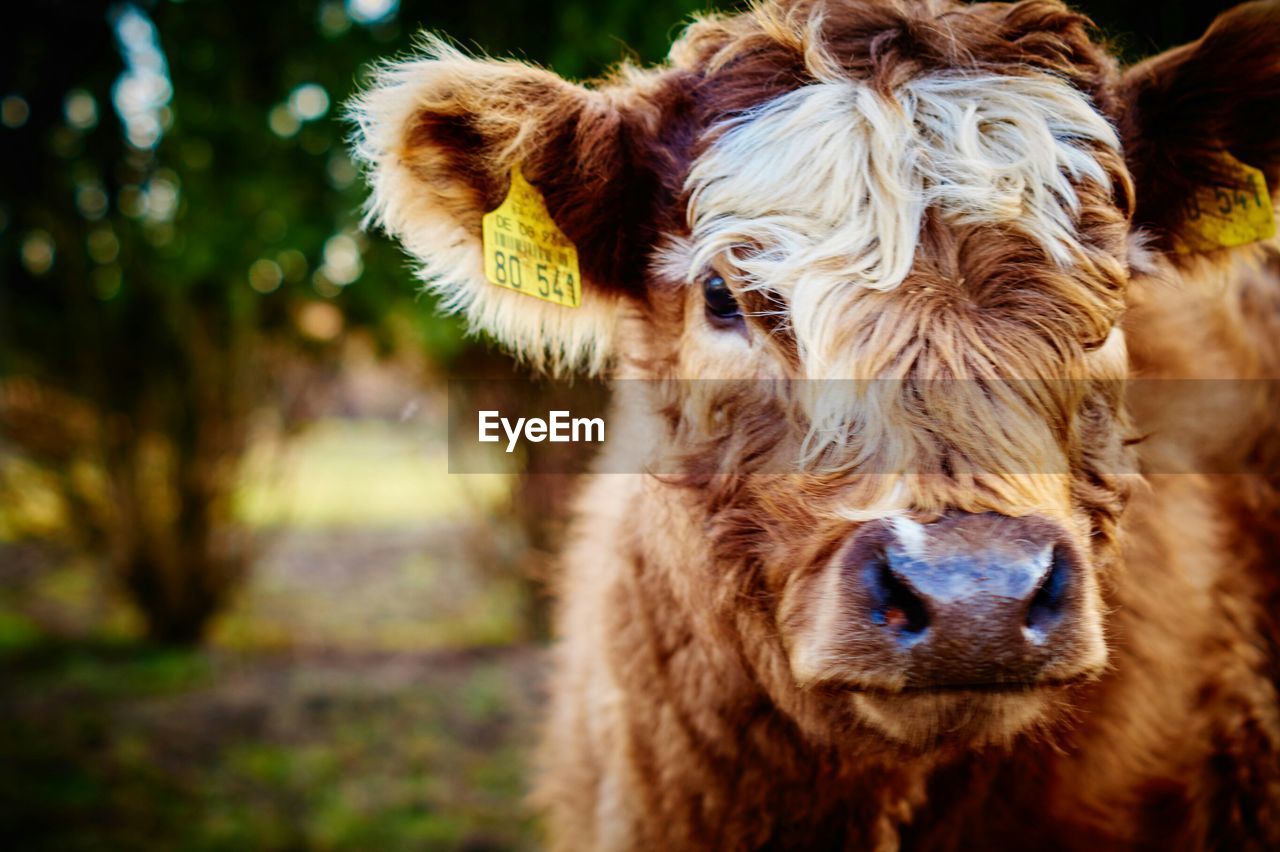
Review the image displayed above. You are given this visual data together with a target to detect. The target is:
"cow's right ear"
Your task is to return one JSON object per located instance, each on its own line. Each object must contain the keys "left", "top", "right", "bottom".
{"left": 1118, "top": 0, "right": 1280, "bottom": 257}
{"left": 350, "top": 38, "right": 686, "bottom": 375}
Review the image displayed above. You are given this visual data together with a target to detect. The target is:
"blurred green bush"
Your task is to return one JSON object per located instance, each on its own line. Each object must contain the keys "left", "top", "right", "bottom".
{"left": 0, "top": 0, "right": 718, "bottom": 643}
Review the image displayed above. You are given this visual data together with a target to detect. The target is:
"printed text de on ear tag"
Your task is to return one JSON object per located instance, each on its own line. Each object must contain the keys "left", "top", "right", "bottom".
{"left": 481, "top": 166, "right": 582, "bottom": 307}
{"left": 1174, "top": 154, "right": 1276, "bottom": 254}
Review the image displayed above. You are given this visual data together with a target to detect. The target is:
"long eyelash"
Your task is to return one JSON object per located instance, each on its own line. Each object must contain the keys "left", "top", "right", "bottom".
{"left": 1121, "top": 432, "right": 1151, "bottom": 447}
{"left": 739, "top": 289, "right": 794, "bottom": 346}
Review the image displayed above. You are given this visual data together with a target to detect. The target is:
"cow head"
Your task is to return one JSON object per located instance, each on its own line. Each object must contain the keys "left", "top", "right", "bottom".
{"left": 352, "top": 0, "right": 1280, "bottom": 749}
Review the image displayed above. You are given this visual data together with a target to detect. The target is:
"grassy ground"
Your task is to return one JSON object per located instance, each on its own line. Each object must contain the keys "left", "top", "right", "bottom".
{"left": 0, "top": 640, "right": 545, "bottom": 850}
{"left": 0, "top": 417, "right": 550, "bottom": 850}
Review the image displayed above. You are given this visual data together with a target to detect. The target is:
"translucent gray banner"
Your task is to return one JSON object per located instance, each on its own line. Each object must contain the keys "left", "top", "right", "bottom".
{"left": 446, "top": 379, "right": 1280, "bottom": 475}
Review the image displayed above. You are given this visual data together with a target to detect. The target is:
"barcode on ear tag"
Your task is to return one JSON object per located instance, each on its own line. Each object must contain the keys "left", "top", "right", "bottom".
{"left": 481, "top": 166, "right": 582, "bottom": 308}
{"left": 1174, "top": 154, "right": 1276, "bottom": 254}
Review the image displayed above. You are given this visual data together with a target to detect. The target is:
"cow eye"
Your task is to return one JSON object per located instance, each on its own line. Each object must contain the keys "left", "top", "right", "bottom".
{"left": 703, "top": 275, "right": 743, "bottom": 327}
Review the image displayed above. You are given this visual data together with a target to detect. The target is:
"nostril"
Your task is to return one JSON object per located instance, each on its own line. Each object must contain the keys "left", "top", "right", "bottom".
{"left": 1025, "top": 546, "right": 1070, "bottom": 636}
{"left": 869, "top": 557, "right": 929, "bottom": 638}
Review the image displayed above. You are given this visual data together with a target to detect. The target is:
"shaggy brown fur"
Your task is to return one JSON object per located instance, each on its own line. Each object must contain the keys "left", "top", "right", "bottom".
{"left": 352, "top": 0, "right": 1280, "bottom": 848}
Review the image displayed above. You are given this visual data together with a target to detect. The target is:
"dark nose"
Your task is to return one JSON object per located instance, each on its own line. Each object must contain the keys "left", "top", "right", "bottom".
{"left": 848, "top": 512, "right": 1088, "bottom": 687}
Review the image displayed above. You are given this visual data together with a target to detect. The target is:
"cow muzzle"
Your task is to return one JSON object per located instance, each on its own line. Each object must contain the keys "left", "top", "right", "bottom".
{"left": 791, "top": 512, "right": 1107, "bottom": 694}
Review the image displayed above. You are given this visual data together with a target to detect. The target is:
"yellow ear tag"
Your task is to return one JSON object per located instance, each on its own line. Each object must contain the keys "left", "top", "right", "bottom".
{"left": 481, "top": 166, "right": 582, "bottom": 307}
{"left": 1174, "top": 153, "right": 1276, "bottom": 254}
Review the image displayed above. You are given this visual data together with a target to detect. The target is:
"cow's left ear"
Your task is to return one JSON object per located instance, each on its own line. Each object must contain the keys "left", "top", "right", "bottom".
{"left": 350, "top": 38, "right": 688, "bottom": 375}
{"left": 1118, "top": 0, "right": 1280, "bottom": 256}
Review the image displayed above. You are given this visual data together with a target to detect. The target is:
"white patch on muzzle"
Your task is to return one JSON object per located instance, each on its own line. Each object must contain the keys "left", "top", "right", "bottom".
{"left": 889, "top": 515, "right": 929, "bottom": 560}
